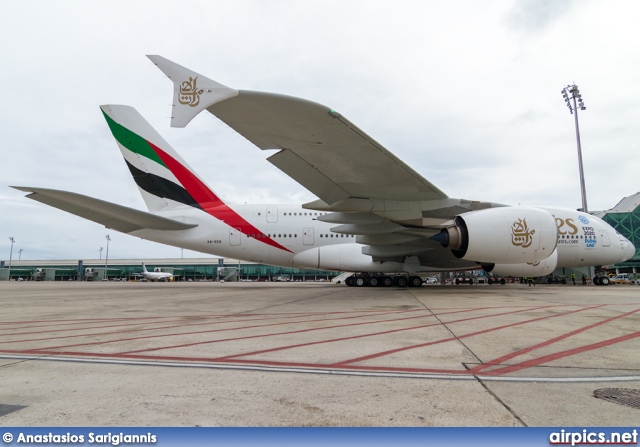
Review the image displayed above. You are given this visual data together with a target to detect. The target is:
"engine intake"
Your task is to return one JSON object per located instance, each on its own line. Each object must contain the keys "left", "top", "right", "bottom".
{"left": 432, "top": 207, "right": 557, "bottom": 264}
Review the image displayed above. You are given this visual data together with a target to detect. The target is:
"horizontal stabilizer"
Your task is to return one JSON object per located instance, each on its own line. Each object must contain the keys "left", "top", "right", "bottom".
{"left": 12, "top": 187, "right": 198, "bottom": 233}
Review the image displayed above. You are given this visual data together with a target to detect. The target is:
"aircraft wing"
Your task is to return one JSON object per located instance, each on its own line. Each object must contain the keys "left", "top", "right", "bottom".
{"left": 148, "top": 55, "right": 447, "bottom": 206}
{"left": 12, "top": 187, "right": 198, "bottom": 233}
{"left": 147, "top": 56, "right": 505, "bottom": 271}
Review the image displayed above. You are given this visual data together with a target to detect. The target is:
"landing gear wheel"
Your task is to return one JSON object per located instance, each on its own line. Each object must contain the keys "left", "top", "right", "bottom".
{"left": 354, "top": 276, "right": 366, "bottom": 287}
{"left": 369, "top": 277, "right": 379, "bottom": 287}
{"left": 394, "top": 276, "right": 408, "bottom": 288}
{"left": 593, "top": 276, "right": 601, "bottom": 285}
{"left": 408, "top": 276, "right": 423, "bottom": 287}
{"left": 345, "top": 277, "right": 354, "bottom": 287}
{"left": 381, "top": 276, "right": 393, "bottom": 287}
{"left": 600, "top": 276, "right": 610, "bottom": 285}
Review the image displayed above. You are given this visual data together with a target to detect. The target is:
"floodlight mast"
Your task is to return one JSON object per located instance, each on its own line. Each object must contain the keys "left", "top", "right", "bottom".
{"left": 105, "top": 235, "right": 111, "bottom": 280}
{"left": 561, "top": 84, "right": 588, "bottom": 213}
{"left": 8, "top": 237, "right": 15, "bottom": 280}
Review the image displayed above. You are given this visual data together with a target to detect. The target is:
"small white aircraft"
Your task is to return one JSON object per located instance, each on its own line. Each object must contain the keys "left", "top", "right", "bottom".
{"left": 141, "top": 263, "right": 173, "bottom": 282}
{"left": 12, "top": 56, "right": 635, "bottom": 287}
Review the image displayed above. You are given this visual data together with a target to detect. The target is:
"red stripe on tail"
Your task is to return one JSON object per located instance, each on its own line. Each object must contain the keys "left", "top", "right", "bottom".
{"left": 149, "top": 141, "right": 292, "bottom": 253}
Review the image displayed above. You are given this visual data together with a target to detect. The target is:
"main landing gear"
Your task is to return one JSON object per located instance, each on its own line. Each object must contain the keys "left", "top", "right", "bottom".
{"left": 344, "top": 274, "right": 423, "bottom": 287}
{"left": 593, "top": 276, "right": 610, "bottom": 285}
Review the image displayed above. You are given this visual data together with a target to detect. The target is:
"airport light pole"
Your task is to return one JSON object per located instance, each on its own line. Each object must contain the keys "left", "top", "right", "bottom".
{"left": 562, "top": 84, "right": 593, "bottom": 281}
{"left": 561, "top": 84, "right": 588, "bottom": 213}
{"left": 105, "top": 235, "right": 110, "bottom": 280}
{"left": 8, "top": 237, "right": 15, "bottom": 280}
{"left": 18, "top": 249, "right": 23, "bottom": 261}
{"left": 99, "top": 247, "right": 103, "bottom": 260}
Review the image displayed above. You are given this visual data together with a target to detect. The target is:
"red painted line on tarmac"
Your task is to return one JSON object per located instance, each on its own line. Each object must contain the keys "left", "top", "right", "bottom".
{"left": 4, "top": 306, "right": 621, "bottom": 376}
{"left": 212, "top": 323, "right": 454, "bottom": 361}
{"left": 471, "top": 306, "right": 637, "bottom": 374}
{"left": 116, "top": 305, "right": 557, "bottom": 356}
{"left": 0, "top": 310, "right": 396, "bottom": 331}
{"left": 211, "top": 305, "right": 563, "bottom": 361}
{"left": 0, "top": 315, "right": 183, "bottom": 331}
{"left": 0, "top": 310, "right": 392, "bottom": 341}
{"left": 484, "top": 330, "right": 640, "bottom": 376}
{"left": 0, "top": 317, "right": 216, "bottom": 338}
{"left": 0, "top": 348, "right": 470, "bottom": 375}
{"left": 331, "top": 304, "right": 603, "bottom": 367}
{"left": 6, "top": 309, "right": 431, "bottom": 352}
{"left": 20, "top": 305, "right": 562, "bottom": 357}
{"left": 117, "top": 312, "right": 442, "bottom": 355}
{"left": 0, "top": 311, "right": 352, "bottom": 333}
{"left": 2, "top": 301, "right": 636, "bottom": 376}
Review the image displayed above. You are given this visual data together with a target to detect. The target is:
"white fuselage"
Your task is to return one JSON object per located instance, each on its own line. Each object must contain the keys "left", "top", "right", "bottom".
{"left": 133, "top": 204, "right": 353, "bottom": 267}
{"left": 541, "top": 207, "right": 634, "bottom": 268}
{"left": 142, "top": 271, "right": 174, "bottom": 281}
{"left": 129, "top": 203, "right": 635, "bottom": 274}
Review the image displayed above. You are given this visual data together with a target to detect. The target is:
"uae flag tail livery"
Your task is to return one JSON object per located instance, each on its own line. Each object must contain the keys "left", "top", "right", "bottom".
{"left": 100, "top": 105, "right": 291, "bottom": 254}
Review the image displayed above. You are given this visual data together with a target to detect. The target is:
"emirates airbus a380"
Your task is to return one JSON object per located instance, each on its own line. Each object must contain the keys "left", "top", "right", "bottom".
{"left": 13, "top": 56, "right": 635, "bottom": 287}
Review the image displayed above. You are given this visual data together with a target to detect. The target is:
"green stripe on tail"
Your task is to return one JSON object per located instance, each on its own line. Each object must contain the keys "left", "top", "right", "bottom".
{"left": 102, "top": 110, "right": 167, "bottom": 168}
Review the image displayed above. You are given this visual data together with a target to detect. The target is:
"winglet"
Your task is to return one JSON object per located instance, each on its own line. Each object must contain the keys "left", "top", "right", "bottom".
{"left": 147, "top": 55, "right": 238, "bottom": 127}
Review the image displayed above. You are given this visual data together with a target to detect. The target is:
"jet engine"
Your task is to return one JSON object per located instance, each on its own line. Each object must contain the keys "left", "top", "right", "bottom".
{"left": 482, "top": 247, "right": 558, "bottom": 277}
{"left": 432, "top": 207, "right": 557, "bottom": 264}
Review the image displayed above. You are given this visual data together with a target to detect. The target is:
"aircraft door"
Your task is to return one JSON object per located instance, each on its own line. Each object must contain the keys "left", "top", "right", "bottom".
{"left": 229, "top": 227, "right": 241, "bottom": 246}
{"left": 599, "top": 230, "right": 611, "bottom": 247}
{"left": 303, "top": 227, "right": 314, "bottom": 246}
{"left": 267, "top": 207, "right": 278, "bottom": 223}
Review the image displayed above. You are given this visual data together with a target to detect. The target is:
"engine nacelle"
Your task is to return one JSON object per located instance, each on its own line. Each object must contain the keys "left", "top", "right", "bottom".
{"left": 482, "top": 247, "right": 558, "bottom": 277}
{"left": 292, "top": 243, "right": 404, "bottom": 272}
{"left": 432, "top": 207, "right": 557, "bottom": 264}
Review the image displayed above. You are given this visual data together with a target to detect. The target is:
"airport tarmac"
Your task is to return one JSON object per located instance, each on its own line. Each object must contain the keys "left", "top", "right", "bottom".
{"left": 0, "top": 280, "right": 638, "bottom": 426}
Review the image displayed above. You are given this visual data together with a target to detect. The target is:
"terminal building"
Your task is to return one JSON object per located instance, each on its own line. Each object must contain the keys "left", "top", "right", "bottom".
{"left": 2, "top": 193, "right": 639, "bottom": 281}
{"left": 593, "top": 192, "right": 640, "bottom": 272}
{"left": 0, "top": 258, "right": 340, "bottom": 282}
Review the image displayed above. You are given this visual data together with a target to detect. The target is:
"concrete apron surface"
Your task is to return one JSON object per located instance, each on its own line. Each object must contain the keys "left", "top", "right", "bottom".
{"left": 0, "top": 281, "right": 638, "bottom": 426}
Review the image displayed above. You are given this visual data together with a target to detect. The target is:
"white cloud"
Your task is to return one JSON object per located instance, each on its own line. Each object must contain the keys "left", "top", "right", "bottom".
{"left": 1, "top": 0, "right": 639, "bottom": 259}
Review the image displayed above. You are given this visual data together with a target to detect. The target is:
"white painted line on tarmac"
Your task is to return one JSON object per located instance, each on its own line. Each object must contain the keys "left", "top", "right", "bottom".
{"left": 1, "top": 354, "right": 639, "bottom": 383}
{"left": 0, "top": 354, "right": 473, "bottom": 380}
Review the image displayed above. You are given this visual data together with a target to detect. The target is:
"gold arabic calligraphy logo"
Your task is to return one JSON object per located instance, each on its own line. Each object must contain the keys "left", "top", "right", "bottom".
{"left": 511, "top": 218, "right": 535, "bottom": 248}
{"left": 179, "top": 76, "right": 204, "bottom": 107}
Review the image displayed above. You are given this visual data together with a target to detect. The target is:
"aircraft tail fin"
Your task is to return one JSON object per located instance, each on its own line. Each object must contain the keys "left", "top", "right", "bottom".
{"left": 146, "top": 55, "right": 238, "bottom": 128}
{"left": 100, "top": 104, "right": 227, "bottom": 213}
{"left": 141, "top": 262, "right": 149, "bottom": 273}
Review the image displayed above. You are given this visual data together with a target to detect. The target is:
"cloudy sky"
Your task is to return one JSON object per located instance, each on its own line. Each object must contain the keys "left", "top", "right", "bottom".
{"left": 1, "top": 0, "right": 639, "bottom": 261}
